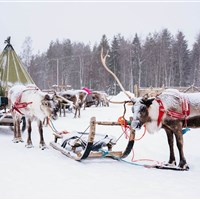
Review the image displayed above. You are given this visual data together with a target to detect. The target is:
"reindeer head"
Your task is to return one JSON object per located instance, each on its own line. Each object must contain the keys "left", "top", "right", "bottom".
{"left": 131, "top": 95, "right": 155, "bottom": 129}
{"left": 41, "top": 93, "right": 59, "bottom": 119}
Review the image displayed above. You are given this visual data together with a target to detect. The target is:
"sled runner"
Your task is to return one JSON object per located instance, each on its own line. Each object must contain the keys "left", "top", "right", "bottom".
{"left": 152, "top": 164, "right": 189, "bottom": 171}
{"left": 50, "top": 117, "right": 135, "bottom": 161}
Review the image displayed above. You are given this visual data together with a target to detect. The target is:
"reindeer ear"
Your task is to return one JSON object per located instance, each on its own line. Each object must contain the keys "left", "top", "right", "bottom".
{"left": 53, "top": 90, "right": 57, "bottom": 95}
{"left": 141, "top": 97, "right": 155, "bottom": 107}
{"left": 142, "top": 94, "right": 149, "bottom": 101}
{"left": 44, "top": 94, "right": 51, "bottom": 100}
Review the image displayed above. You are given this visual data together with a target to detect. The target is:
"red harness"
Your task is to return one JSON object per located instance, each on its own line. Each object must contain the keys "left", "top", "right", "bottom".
{"left": 12, "top": 88, "right": 38, "bottom": 115}
{"left": 156, "top": 98, "right": 190, "bottom": 126}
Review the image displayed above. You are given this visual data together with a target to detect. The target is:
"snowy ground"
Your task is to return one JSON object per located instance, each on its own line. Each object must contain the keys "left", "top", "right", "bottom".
{"left": 0, "top": 93, "right": 200, "bottom": 199}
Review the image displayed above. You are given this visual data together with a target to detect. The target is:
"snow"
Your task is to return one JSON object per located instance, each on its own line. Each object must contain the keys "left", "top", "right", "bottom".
{"left": 0, "top": 92, "right": 200, "bottom": 199}
{"left": 109, "top": 91, "right": 135, "bottom": 101}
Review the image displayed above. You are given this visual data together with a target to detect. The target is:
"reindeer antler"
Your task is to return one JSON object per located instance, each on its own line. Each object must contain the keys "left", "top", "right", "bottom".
{"left": 100, "top": 47, "right": 133, "bottom": 100}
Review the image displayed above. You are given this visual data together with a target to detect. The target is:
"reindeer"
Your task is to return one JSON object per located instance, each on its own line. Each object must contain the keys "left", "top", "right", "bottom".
{"left": 84, "top": 91, "right": 109, "bottom": 108}
{"left": 59, "top": 90, "right": 88, "bottom": 118}
{"left": 42, "top": 91, "right": 74, "bottom": 125}
{"left": 8, "top": 84, "right": 59, "bottom": 149}
{"left": 97, "top": 91, "right": 109, "bottom": 107}
{"left": 84, "top": 92, "right": 100, "bottom": 108}
{"left": 53, "top": 92, "right": 74, "bottom": 118}
{"left": 101, "top": 48, "right": 196, "bottom": 170}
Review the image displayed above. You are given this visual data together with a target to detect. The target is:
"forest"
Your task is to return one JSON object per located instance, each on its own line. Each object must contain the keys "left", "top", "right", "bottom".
{"left": 21, "top": 28, "right": 200, "bottom": 95}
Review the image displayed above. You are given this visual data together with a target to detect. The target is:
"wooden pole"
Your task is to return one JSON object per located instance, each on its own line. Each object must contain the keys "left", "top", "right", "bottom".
{"left": 88, "top": 116, "right": 96, "bottom": 143}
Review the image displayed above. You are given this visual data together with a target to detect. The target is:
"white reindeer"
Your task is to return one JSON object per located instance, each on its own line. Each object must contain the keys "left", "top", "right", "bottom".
{"left": 8, "top": 84, "right": 58, "bottom": 149}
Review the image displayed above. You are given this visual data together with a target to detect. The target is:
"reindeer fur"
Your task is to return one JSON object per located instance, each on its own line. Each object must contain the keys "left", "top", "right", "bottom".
{"left": 132, "top": 89, "right": 200, "bottom": 170}
{"left": 8, "top": 85, "right": 58, "bottom": 149}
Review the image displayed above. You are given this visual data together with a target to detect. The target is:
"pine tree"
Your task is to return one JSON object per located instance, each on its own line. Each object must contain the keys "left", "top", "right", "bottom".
{"left": 191, "top": 33, "right": 200, "bottom": 86}
{"left": 172, "top": 31, "right": 190, "bottom": 86}
{"left": 110, "top": 36, "right": 121, "bottom": 94}
{"left": 132, "top": 33, "right": 143, "bottom": 88}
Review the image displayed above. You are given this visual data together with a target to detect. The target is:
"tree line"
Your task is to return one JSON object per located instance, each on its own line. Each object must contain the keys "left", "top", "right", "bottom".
{"left": 21, "top": 29, "right": 200, "bottom": 95}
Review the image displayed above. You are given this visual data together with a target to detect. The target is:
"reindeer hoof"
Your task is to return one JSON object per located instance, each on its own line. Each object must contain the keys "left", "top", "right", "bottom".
{"left": 25, "top": 143, "right": 34, "bottom": 148}
{"left": 182, "top": 164, "right": 190, "bottom": 170}
{"left": 165, "top": 160, "right": 176, "bottom": 167}
{"left": 13, "top": 138, "right": 24, "bottom": 143}
{"left": 179, "top": 161, "right": 189, "bottom": 170}
{"left": 39, "top": 144, "right": 48, "bottom": 150}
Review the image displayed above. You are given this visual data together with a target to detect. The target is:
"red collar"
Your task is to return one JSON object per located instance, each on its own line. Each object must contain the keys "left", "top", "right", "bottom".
{"left": 156, "top": 98, "right": 190, "bottom": 126}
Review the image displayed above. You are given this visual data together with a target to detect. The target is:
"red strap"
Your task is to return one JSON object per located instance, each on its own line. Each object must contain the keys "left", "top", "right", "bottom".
{"left": 182, "top": 98, "right": 190, "bottom": 116}
{"left": 12, "top": 102, "right": 33, "bottom": 115}
{"left": 14, "top": 102, "right": 32, "bottom": 109}
{"left": 156, "top": 99, "right": 165, "bottom": 126}
{"left": 166, "top": 110, "right": 186, "bottom": 118}
{"left": 12, "top": 106, "right": 24, "bottom": 115}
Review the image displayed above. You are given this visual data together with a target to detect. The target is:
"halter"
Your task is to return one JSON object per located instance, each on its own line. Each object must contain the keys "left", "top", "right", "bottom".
{"left": 156, "top": 97, "right": 190, "bottom": 126}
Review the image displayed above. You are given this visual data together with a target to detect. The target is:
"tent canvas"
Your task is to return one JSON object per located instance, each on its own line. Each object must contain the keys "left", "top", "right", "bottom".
{"left": 0, "top": 37, "right": 35, "bottom": 94}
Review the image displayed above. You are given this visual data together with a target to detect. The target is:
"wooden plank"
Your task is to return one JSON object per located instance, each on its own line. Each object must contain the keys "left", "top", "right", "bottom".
{"left": 88, "top": 151, "right": 123, "bottom": 158}
{"left": 96, "top": 121, "right": 121, "bottom": 126}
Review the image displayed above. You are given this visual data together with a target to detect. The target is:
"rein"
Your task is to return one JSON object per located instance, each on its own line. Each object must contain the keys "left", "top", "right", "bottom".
{"left": 156, "top": 97, "right": 190, "bottom": 126}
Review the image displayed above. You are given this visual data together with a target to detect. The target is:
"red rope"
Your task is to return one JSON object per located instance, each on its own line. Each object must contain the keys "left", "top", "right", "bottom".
{"left": 118, "top": 116, "right": 162, "bottom": 167}
{"left": 118, "top": 116, "right": 147, "bottom": 141}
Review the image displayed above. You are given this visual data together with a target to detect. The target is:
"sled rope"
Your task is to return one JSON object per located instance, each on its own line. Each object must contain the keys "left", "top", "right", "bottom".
{"left": 119, "top": 101, "right": 147, "bottom": 141}
{"left": 48, "top": 118, "right": 59, "bottom": 133}
{"left": 98, "top": 148, "right": 162, "bottom": 168}
{"left": 116, "top": 101, "right": 157, "bottom": 167}
{"left": 48, "top": 117, "right": 69, "bottom": 137}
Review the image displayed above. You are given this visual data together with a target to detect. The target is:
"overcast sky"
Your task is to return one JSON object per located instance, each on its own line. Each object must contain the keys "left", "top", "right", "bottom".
{"left": 0, "top": 1, "right": 200, "bottom": 54}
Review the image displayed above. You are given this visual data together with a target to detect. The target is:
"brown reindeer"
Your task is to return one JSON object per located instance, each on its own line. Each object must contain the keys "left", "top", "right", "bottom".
{"left": 101, "top": 48, "right": 196, "bottom": 170}
{"left": 84, "top": 91, "right": 109, "bottom": 108}
{"left": 130, "top": 90, "right": 192, "bottom": 169}
{"left": 59, "top": 90, "right": 88, "bottom": 118}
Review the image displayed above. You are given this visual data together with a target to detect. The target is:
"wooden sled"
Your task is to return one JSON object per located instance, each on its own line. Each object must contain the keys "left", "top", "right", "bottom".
{"left": 0, "top": 96, "right": 14, "bottom": 126}
{"left": 0, "top": 113, "right": 13, "bottom": 126}
{"left": 50, "top": 116, "right": 135, "bottom": 161}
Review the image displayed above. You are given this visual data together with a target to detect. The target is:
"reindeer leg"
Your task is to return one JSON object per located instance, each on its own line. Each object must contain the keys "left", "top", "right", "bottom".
{"left": 74, "top": 108, "right": 77, "bottom": 118}
{"left": 13, "top": 119, "right": 19, "bottom": 143}
{"left": 59, "top": 105, "right": 62, "bottom": 117}
{"left": 165, "top": 128, "right": 176, "bottom": 166}
{"left": 174, "top": 130, "right": 189, "bottom": 170}
{"left": 38, "top": 120, "right": 47, "bottom": 150}
{"left": 21, "top": 116, "right": 26, "bottom": 132}
{"left": 78, "top": 108, "right": 80, "bottom": 118}
{"left": 13, "top": 119, "right": 17, "bottom": 142}
{"left": 63, "top": 105, "right": 66, "bottom": 117}
{"left": 26, "top": 119, "right": 33, "bottom": 148}
{"left": 43, "top": 117, "right": 48, "bottom": 127}
{"left": 17, "top": 118, "right": 23, "bottom": 142}
{"left": 13, "top": 118, "right": 23, "bottom": 143}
